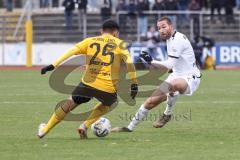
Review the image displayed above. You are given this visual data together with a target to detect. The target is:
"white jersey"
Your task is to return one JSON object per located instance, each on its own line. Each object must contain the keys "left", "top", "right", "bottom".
{"left": 166, "top": 31, "right": 200, "bottom": 76}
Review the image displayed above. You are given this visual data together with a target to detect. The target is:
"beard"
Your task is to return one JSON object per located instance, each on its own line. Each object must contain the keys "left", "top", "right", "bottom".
{"left": 160, "top": 31, "right": 171, "bottom": 41}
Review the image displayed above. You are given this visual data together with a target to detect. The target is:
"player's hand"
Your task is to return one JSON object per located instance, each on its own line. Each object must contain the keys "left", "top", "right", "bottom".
{"left": 41, "top": 64, "right": 55, "bottom": 75}
{"left": 140, "top": 51, "right": 153, "bottom": 64}
{"left": 130, "top": 83, "right": 138, "bottom": 99}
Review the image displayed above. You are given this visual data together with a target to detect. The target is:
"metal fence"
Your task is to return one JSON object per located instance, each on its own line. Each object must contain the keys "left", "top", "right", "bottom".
{"left": 116, "top": 10, "right": 240, "bottom": 42}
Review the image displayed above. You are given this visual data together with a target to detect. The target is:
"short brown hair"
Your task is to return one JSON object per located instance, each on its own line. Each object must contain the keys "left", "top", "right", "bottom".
{"left": 158, "top": 16, "right": 172, "bottom": 25}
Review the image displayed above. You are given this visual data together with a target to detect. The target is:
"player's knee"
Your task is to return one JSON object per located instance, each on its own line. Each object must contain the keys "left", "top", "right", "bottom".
{"left": 72, "top": 95, "right": 91, "bottom": 104}
{"left": 168, "top": 83, "right": 176, "bottom": 92}
{"left": 58, "top": 99, "right": 77, "bottom": 113}
{"left": 171, "top": 83, "right": 187, "bottom": 93}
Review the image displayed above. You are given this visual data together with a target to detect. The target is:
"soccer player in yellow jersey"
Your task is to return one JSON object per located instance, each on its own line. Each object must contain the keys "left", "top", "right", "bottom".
{"left": 37, "top": 19, "right": 138, "bottom": 139}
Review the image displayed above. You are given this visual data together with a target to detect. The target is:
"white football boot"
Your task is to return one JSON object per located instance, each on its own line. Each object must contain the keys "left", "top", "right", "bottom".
{"left": 77, "top": 123, "right": 88, "bottom": 139}
{"left": 37, "top": 123, "right": 46, "bottom": 139}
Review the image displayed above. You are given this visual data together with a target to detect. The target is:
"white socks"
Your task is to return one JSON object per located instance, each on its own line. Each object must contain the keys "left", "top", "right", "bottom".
{"left": 164, "top": 93, "right": 178, "bottom": 115}
{"left": 127, "top": 104, "right": 149, "bottom": 131}
{"left": 127, "top": 92, "right": 178, "bottom": 131}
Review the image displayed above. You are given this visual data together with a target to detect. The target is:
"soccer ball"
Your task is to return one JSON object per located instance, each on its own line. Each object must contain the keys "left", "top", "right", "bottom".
{"left": 91, "top": 117, "right": 111, "bottom": 137}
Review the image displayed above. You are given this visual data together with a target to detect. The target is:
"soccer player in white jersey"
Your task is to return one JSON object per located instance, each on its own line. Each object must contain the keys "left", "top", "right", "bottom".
{"left": 112, "top": 16, "right": 201, "bottom": 132}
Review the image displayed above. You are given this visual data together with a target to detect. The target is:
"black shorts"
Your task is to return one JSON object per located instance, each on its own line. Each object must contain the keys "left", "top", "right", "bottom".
{"left": 72, "top": 82, "right": 117, "bottom": 106}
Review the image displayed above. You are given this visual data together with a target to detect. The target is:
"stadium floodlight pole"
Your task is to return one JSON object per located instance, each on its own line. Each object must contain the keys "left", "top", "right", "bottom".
{"left": 25, "top": 0, "right": 33, "bottom": 67}
{"left": 83, "top": 13, "right": 87, "bottom": 39}
{"left": 1, "top": 16, "right": 6, "bottom": 65}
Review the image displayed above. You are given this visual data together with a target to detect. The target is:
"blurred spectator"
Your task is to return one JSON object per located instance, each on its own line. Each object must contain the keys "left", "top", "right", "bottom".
{"left": 188, "top": 0, "right": 201, "bottom": 37}
{"left": 143, "top": 25, "right": 160, "bottom": 57}
{"left": 52, "top": 0, "right": 59, "bottom": 7}
{"left": 178, "top": 0, "right": 189, "bottom": 10}
{"left": 88, "top": 0, "right": 98, "bottom": 12}
{"left": 76, "top": 0, "right": 88, "bottom": 31}
{"left": 137, "top": 0, "right": 150, "bottom": 37}
{"left": 116, "top": 0, "right": 127, "bottom": 11}
{"left": 191, "top": 36, "right": 203, "bottom": 69}
{"left": 127, "top": 0, "right": 137, "bottom": 34}
{"left": 6, "top": 0, "right": 13, "bottom": 12}
{"left": 237, "top": 0, "right": 240, "bottom": 9}
{"left": 202, "top": 0, "right": 209, "bottom": 9}
{"left": 165, "top": 0, "right": 178, "bottom": 27}
{"left": 188, "top": 0, "right": 201, "bottom": 11}
{"left": 152, "top": 0, "right": 167, "bottom": 22}
{"left": 40, "top": 0, "right": 50, "bottom": 8}
{"left": 197, "top": 0, "right": 205, "bottom": 8}
{"left": 178, "top": 0, "right": 189, "bottom": 27}
{"left": 192, "top": 35, "right": 215, "bottom": 69}
{"left": 210, "top": 0, "right": 224, "bottom": 22}
{"left": 152, "top": 0, "right": 166, "bottom": 10}
{"left": 62, "top": 0, "right": 75, "bottom": 30}
{"left": 0, "top": 1, "right": 3, "bottom": 8}
{"left": 204, "top": 54, "right": 215, "bottom": 70}
{"left": 165, "top": 0, "right": 178, "bottom": 10}
{"left": 128, "top": 0, "right": 137, "bottom": 17}
{"left": 223, "top": 0, "right": 236, "bottom": 24}
{"left": 100, "top": 0, "right": 112, "bottom": 22}
{"left": 15, "top": 0, "right": 22, "bottom": 8}
{"left": 116, "top": 0, "right": 128, "bottom": 34}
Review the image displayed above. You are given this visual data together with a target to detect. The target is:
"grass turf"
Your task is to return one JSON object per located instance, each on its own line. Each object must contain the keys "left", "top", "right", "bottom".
{"left": 0, "top": 70, "right": 239, "bottom": 160}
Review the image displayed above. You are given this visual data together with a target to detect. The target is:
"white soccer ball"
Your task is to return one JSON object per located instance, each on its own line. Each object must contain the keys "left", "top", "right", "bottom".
{"left": 91, "top": 117, "right": 111, "bottom": 137}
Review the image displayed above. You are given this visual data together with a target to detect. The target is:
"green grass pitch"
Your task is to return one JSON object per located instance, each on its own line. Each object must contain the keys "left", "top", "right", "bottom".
{"left": 0, "top": 70, "right": 239, "bottom": 160}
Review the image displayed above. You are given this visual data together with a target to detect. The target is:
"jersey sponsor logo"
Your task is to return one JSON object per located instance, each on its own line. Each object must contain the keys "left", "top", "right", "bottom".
{"left": 219, "top": 46, "right": 240, "bottom": 64}
{"left": 203, "top": 44, "right": 240, "bottom": 65}
{"left": 129, "top": 44, "right": 240, "bottom": 66}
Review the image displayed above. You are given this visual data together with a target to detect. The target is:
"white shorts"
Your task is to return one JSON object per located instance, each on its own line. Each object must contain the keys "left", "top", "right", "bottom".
{"left": 165, "top": 73, "right": 201, "bottom": 96}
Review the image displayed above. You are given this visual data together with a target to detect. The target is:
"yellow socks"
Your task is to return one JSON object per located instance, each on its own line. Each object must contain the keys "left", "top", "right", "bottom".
{"left": 43, "top": 102, "right": 110, "bottom": 134}
{"left": 84, "top": 103, "right": 110, "bottom": 128}
{"left": 43, "top": 107, "right": 67, "bottom": 134}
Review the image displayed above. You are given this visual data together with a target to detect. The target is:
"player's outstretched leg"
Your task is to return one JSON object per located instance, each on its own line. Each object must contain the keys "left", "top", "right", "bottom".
{"left": 153, "top": 92, "right": 178, "bottom": 128}
{"left": 111, "top": 104, "right": 150, "bottom": 132}
{"left": 111, "top": 89, "right": 167, "bottom": 132}
{"left": 38, "top": 99, "right": 77, "bottom": 139}
{"left": 110, "top": 126, "right": 133, "bottom": 132}
{"left": 77, "top": 103, "right": 111, "bottom": 139}
{"left": 153, "top": 78, "right": 188, "bottom": 128}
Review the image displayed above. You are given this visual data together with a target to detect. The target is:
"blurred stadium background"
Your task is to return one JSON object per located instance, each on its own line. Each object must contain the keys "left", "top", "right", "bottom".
{"left": 0, "top": 0, "right": 240, "bottom": 160}
{"left": 0, "top": 0, "right": 239, "bottom": 68}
